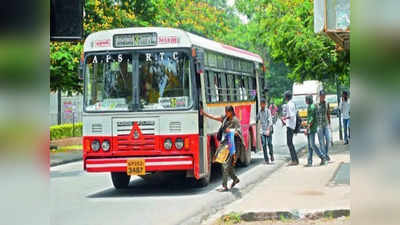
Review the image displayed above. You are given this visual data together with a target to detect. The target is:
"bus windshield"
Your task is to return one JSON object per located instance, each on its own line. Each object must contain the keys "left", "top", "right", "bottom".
{"left": 138, "top": 51, "right": 192, "bottom": 110}
{"left": 84, "top": 51, "right": 193, "bottom": 112}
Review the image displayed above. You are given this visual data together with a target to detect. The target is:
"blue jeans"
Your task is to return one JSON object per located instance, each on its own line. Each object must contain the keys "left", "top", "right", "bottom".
{"left": 261, "top": 134, "right": 273, "bottom": 162}
{"left": 317, "top": 126, "right": 331, "bottom": 160}
{"left": 307, "top": 132, "right": 327, "bottom": 164}
{"left": 343, "top": 119, "right": 350, "bottom": 142}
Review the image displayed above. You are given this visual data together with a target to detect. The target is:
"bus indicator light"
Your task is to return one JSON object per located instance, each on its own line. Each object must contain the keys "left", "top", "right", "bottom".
{"left": 184, "top": 138, "right": 190, "bottom": 150}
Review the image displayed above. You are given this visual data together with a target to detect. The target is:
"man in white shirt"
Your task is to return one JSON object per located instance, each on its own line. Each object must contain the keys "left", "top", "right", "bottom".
{"left": 281, "top": 91, "right": 299, "bottom": 166}
{"left": 339, "top": 91, "right": 350, "bottom": 144}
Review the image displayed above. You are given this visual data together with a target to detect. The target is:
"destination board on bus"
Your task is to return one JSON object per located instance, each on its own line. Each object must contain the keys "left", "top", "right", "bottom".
{"left": 113, "top": 33, "right": 157, "bottom": 48}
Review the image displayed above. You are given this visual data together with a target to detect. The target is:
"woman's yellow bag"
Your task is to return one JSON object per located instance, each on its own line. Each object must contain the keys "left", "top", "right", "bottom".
{"left": 214, "top": 144, "right": 230, "bottom": 164}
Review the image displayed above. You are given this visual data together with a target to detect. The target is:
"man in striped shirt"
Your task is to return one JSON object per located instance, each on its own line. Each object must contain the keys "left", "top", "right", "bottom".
{"left": 316, "top": 90, "right": 331, "bottom": 161}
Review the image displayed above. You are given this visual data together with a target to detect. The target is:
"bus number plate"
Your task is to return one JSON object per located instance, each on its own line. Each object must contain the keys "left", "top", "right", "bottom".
{"left": 127, "top": 159, "right": 146, "bottom": 176}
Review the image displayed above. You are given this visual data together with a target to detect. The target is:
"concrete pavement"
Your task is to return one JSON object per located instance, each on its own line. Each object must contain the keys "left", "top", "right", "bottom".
{"left": 204, "top": 137, "right": 350, "bottom": 224}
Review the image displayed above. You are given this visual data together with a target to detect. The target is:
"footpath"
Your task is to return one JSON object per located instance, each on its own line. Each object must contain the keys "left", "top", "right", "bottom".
{"left": 205, "top": 135, "right": 350, "bottom": 225}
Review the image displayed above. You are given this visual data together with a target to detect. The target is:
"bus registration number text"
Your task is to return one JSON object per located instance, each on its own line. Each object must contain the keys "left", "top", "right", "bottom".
{"left": 127, "top": 159, "right": 146, "bottom": 175}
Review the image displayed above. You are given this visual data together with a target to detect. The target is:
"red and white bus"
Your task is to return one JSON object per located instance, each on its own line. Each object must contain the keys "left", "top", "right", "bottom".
{"left": 81, "top": 27, "right": 267, "bottom": 189}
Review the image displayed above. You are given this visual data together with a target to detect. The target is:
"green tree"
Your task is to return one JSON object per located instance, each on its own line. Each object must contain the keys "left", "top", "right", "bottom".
{"left": 50, "top": 0, "right": 249, "bottom": 94}
{"left": 235, "top": 0, "right": 349, "bottom": 83}
{"left": 50, "top": 43, "right": 82, "bottom": 93}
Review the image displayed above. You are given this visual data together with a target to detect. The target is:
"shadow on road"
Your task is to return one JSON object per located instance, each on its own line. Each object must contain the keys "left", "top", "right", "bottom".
{"left": 86, "top": 157, "right": 265, "bottom": 198}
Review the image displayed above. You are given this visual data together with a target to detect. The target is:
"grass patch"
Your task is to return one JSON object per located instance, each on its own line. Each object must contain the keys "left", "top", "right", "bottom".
{"left": 218, "top": 212, "right": 242, "bottom": 224}
{"left": 51, "top": 145, "right": 82, "bottom": 152}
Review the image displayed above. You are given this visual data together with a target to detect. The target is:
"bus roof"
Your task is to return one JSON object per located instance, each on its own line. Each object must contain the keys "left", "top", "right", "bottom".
{"left": 84, "top": 27, "right": 263, "bottom": 63}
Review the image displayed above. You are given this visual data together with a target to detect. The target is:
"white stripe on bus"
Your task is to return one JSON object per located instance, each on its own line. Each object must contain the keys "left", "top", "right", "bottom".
{"left": 86, "top": 156, "right": 191, "bottom": 162}
{"left": 86, "top": 161, "right": 192, "bottom": 168}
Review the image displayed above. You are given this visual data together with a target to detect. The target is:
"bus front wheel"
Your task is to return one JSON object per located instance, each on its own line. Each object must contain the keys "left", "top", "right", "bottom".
{"left": 111, "top": 172, "right": 131, "bottom": 189}
{"left": 192, "top": 145, "right": 213, "bottom": 187}
{"left": 240, "top": 135, "right": 252, "bottom": 166}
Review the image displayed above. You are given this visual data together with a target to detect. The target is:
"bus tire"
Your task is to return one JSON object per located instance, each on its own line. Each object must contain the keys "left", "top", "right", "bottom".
{"left": 111, "top": 172, "right": 130, "bottom": 189}
{"left": 241, "top": 134, "right": 252, "bottom": 167}
{"left": 193, "top": 142, "right": 213, "bottom": 187}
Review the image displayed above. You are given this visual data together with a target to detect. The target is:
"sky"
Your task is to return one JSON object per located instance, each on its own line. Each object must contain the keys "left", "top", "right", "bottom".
{"left": 227, "top": 0, "right": 249, "bottom": 24}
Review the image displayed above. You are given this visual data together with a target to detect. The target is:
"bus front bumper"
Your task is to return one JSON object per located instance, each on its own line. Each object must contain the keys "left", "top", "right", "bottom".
{"left": 85, "top": 155, "right": 194, "bottom": 173}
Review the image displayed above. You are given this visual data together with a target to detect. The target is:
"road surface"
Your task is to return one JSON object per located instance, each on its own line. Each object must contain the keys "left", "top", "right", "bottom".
{"left": 50, "top": 119, "right": 339, "bottom": 225}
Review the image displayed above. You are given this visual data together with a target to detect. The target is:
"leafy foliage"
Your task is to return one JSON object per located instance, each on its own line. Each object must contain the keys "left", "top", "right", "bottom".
{"left": 234, "top": 0, "right": 349, "bottom": 84}
{"left": 50, "top": 0, "right": 239, "bottom": 94}
{"left": 50, "top": 0, "right": 349, "bottom": 95}
{"left": 50, "top": 42, "right": 82, "bottom": 93}
{"left": 50, "top": 123, "right": 83, "bottom": 140}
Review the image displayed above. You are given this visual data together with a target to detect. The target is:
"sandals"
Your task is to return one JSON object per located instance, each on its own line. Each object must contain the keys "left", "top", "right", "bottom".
{"left": 230, "top": 179, "right": 240, "bottom": 189}
{"left": 217, "top": 186, "right": 229, "bottom": 192}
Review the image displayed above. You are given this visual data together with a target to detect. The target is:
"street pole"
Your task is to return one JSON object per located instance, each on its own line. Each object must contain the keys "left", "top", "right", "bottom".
{"left": 336, "top": 75, "right": 343, "bottom": 140}
{"left": 57, "top": 90, "right": 62, "bottom": 125}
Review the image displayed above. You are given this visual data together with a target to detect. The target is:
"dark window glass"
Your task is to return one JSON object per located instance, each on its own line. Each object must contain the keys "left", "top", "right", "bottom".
{"left": 242, "top": 76, "right": 249, "bottom": 100}
{"left": 217, "top": 55, "right": 224, "bottom": 69}
{"left": 208, "top": 71, "right": 219, "bottom": 102}
{"left": 138, "top": 51, "right": 192, "bottom": 110}
{"left": 205, "top": 71, "right": 211, "bottom": 103}
{"left": 234, "top": 75, "right": 242, "bottom": 101}
{"left": 208, "top": 53, "right": 217, "bottom": 67}
{"left": 227, "top": 57, "right": 233, "bottom": 70}
{"left": 227, "top": 74, "right": 235, "bottom": 101}
{"left": 249, "top": 77, "right": 256, "bottom": 100}
{"left": 85, "top": 54, "right": 133, "bottom": 111}
{"left": 204, "top": 51, "right": 209, "bottom": 66}
{"left": 219, "top": 73, "right": 228, "bottom": 102}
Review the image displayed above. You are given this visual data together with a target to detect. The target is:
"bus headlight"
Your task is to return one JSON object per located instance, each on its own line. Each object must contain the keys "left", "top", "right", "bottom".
{"left": 175, "top": 138, "right": 184, "bottom": 150}
{"left": 164, "top": 139, "right": 173, "bottom": 150}
{"left": 102, "top": 140, "right": 110, "bottom": 151}
{"left": 91, "top": 140, "right": 100, "bottom": 152}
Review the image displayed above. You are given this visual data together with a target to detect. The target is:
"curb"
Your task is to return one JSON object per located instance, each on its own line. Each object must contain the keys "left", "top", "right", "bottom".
{"left": 238, "top": 208, "right": 350, "bottom": 221}
{"left": 182, "top": 143, "right": 307, "bottom": 225}
{"left": 50, "top": 157, "right": 83, "bottom": 167}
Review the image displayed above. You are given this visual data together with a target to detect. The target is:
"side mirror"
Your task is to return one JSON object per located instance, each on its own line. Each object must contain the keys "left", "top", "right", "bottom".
{"left": 194, "top": 48, "right": 205, "bottom": 74}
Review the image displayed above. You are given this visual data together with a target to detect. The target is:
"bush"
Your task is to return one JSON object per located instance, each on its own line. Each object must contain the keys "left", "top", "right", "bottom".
{"left": 50, "top": 123, "right": 82, "bottom": 140}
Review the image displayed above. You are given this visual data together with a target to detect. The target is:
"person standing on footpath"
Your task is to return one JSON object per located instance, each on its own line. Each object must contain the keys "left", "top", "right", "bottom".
{"left": 316, "top": 90, "right": 331, "bottom": 161}
{"left": 304, "top": 95, "right": 328, "bottom": 166}
{"left": 257, "top": 99, "right": 274, "bottom": 164}
{"left": 340, "top": 91, "right": 350, "bottom": 145}
{"left": 281, "top": 91, "right": 299, "bottom": 166}
{"left": 200, "top": 105, "right": 241, "bottom": 191}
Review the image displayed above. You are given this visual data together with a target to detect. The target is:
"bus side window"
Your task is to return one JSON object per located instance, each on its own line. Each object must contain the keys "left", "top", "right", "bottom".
{"left": 208, "top": 71, "right": 219, "bottom": 103}
{"left": 259, "top": 77, "right": 266, "bottom": 100}
{"left": 234, "top": 75, "right": 242, "bottom": 101}
{"left": 227, "top": 74, "right": 234, "bottom": 102}
{"left": 219, "top": 73, "right": 228, "bottom": 102}
{"left": 205, "top": 71, "right": 211, "bottom": 103}
{"left": 249, "top": 77, "right": 256, "bottom": 100}
{"left": 216, "top": 72, "right": 223, "bottom": 102}
{"left": 243, "top": 76, "right": 249, "bottom": 101}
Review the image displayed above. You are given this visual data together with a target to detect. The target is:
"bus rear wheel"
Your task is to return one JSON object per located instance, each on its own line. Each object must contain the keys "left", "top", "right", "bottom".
{"left": 111, "top": 172, "right": 131, "bottom": 189}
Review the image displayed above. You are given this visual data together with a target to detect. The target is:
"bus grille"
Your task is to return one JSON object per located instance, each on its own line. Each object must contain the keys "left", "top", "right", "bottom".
{"left": 113, "top": 118, "right": 158, "bottom": 151}
{"left": 116, "top": 135, "right": 156, "bottom": 151}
